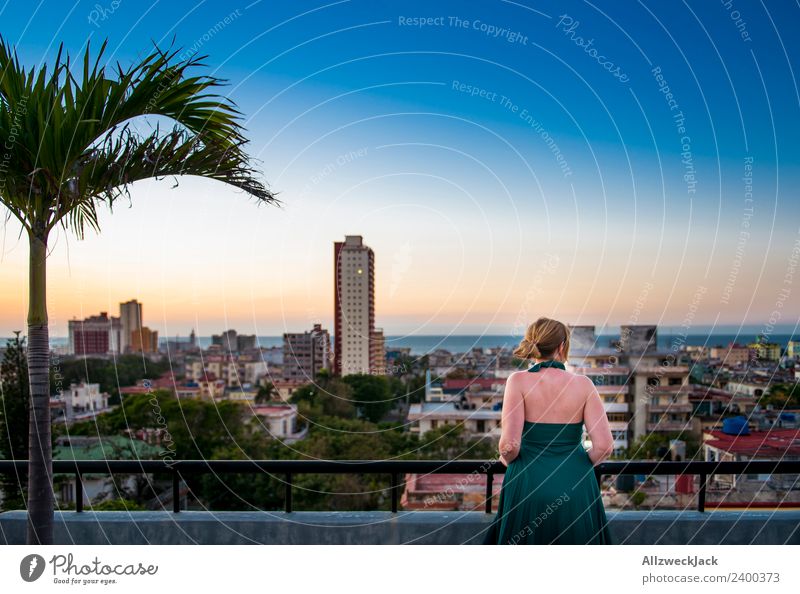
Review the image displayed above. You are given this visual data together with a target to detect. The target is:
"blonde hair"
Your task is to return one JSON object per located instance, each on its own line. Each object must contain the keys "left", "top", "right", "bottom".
{"left": 514, "top": 317, "right": 570, "bottom": 361}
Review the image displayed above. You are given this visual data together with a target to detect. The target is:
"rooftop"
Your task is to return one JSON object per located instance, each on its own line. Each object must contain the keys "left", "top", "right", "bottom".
{"left": 408, "top": 402, "right": 500, "bottom": 419}
{"left": 705, "top": 428, "right": 800, "bottom": 457}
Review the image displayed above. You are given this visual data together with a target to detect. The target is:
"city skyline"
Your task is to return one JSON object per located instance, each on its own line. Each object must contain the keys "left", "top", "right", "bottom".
{"left": 1, "top": 1, "right": 799, "bottom": 338}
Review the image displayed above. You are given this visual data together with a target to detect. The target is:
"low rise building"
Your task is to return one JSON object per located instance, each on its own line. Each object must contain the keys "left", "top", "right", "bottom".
{"left": 282, "top": 324, "right": 331, "bottom": 381}
{"left": 407, "top": 401, "right": 501, "bottom": 437}
{"left": 248, "top": 403, "right": 306, "bottom": 442}
{"left": 401, "top": 472, "right": 504, "bottom": 512}
{"left": 703, "top": 425, "right": 800, "bottom": 492}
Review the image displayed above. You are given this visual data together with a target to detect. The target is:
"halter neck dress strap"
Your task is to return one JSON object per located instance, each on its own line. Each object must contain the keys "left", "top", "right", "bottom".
{"left": 527, "top": 359, "right": 566, "bottom": 372}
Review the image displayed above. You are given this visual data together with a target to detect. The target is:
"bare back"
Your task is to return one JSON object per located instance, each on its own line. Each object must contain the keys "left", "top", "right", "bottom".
{"left": 499, "top": 365, "right": 612, "bottom": 466}
{"left": 516, "top": 368, "right": 590, "bottom": 424}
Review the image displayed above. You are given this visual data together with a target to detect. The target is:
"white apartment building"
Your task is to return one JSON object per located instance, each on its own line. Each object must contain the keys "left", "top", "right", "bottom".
{"left": 334, "top": 235, "right": 375, "bottom": 375}
{"left": 61, "top": 382, "right": 109, "bottom": 415}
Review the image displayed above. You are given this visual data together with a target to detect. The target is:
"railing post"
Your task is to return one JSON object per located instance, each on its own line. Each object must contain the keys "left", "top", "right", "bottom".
{"left": 390, "top": 472, "right": 400, "bottom": 513}
{"left": 698, "top": 473, "right": 707, "bottom": 512}
{"left": 75, "top": 472, "right": 83, "bottom": 513}
{"left": 284, "top": 473, "right": 292, "bottom": 513}
{"left": 485, "top": 472, "right": 493, "bottom": 514}
{"left": 172, "top": 470, "right": 181, "bottom": 513}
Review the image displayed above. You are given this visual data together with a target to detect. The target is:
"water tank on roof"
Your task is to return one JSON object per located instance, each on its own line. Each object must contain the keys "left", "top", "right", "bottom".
{"left": 722, "top": 415, "right": 750, "bottom": 435}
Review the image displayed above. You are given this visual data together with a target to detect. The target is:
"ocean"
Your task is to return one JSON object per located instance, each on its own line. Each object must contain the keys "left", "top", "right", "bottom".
{"left": 29, "top": 333, "right": 798, "bottom": 356}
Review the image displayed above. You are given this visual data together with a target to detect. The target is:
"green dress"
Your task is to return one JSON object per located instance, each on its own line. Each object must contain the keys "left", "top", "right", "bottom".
{"left": 483, "top": 360, "right": 613, "bottom": 544}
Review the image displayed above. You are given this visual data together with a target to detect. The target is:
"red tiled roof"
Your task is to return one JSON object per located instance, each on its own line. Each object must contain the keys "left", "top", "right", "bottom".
{"left": 705, "top": 428, "right": 800, "bottom": 458}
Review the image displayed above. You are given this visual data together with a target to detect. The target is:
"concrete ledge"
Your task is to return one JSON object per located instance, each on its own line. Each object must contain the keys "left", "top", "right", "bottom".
{"left": 1, "top": 510, "right": 798, "bottom": 544}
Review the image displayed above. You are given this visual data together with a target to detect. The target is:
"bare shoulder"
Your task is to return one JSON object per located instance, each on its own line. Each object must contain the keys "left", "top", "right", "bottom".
{"left": 506, "top": 370, "right": 528, "bottom": 383}
{"left": 569, "top": 372, "right": 598, "bottom": 392}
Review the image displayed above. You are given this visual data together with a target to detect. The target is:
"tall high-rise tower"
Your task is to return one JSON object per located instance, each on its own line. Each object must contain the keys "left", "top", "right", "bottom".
{"left": 119, "top": 299, "right": 142, "bottom": 354}
{"left": 334, "top": 236, "right": 375, "bottom": 375}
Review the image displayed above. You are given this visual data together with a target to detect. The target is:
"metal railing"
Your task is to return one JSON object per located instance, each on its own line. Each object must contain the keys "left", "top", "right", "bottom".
{"left": 1, "top": 459, "right": 798, "bottom": 514}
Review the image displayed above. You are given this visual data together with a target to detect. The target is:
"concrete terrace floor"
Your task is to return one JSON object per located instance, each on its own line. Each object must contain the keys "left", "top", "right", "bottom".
{"left": 1, "top": 510, "right": 799, "bottom": 544}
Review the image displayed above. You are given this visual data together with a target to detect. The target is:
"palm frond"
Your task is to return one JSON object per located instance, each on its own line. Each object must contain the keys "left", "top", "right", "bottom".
{"left": 0, "top": 35, "right": 276, "bottom": 239}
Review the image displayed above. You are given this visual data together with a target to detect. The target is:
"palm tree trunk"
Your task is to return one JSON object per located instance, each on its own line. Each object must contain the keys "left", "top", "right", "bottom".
{"left": 26, "top": 233, "right": 53, "bottom": 545}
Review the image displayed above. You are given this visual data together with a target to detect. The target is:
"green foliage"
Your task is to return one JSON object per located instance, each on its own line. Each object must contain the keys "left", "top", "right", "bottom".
{"left": 68, "top": 381, "right": 499, "bottom": 512}
{"left": 255, "top": 381, "right": 279, "bottom": 404}
{"left": 761, "top": 383, "right": 800, "bottom": 408}
{"left": 342, "top": 374, "right": 396, "bottom": 423}
{"left": 630, "top": 490, "right": 647, "bottom": 508}
{"left": 71, "top": 391, "right": 260, "bottom": 460}
{"left": 0, "top": 333, "right": 29, "bottom": 510}
{"left": 623, "top": 433, "right": 670, "bottom": 459}
{"left": 292, "top": 380, "right": 356, "bottom": 419}
{"left": 91, "top": 498, "right": 146, "bottom": 511}
{"left": 418, "top": 424, "right": 496, "bottom": 460}
{"left": 623, "top": 432, "right": 699, "bottom": 460}
{"left": 0, "top": 36, "right": 276, "bottom": 240}
{"left": 50, "top": 355, "right": 172, "bottom": 404}
{"left": 404, "top": 373, "right": 427, "bottom": 403}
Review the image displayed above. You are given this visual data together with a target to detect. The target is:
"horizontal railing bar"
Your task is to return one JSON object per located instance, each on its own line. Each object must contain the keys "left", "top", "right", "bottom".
{"left": 0, "top": 459, "right": 798, "bottom": 475}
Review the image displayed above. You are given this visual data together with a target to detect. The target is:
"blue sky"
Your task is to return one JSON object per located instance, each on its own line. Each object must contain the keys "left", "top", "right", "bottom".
{"left": 1, "top": 0, "right": 799, "bottom": 337}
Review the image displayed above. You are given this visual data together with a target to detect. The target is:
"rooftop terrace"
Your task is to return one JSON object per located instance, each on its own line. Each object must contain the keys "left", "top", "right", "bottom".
{"left": 2, "top": 458, "right": 799, "bottom": 544}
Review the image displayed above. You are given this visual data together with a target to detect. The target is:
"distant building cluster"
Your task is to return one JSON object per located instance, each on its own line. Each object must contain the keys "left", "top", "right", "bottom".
{"left": 34, "top": 236, "right": 800, "bottom": 512}
{"left": 67, "top": 299, "right": 160, "bottom": 356}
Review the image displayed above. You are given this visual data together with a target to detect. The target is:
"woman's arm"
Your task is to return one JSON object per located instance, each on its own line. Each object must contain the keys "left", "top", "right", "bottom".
{"left": 498, "top": 373, "right": 525, "bottom": 465}
{"left": 582, "top": 379, "right": 614, "bottom": 465}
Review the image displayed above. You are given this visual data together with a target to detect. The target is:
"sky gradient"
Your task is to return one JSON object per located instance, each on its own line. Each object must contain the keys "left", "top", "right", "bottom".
{"left": 1, "top": 0, "right": 799, "bottom": 338}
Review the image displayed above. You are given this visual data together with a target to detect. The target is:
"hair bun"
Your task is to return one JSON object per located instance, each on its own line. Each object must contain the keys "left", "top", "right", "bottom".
{"left": 514, "top": 337, "right": 541, "bottom": 360}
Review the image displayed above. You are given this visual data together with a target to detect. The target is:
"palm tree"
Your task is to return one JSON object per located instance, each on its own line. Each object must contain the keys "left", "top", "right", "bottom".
{"left": 255, "top": 381, "right": 279, "bottom": 404}
{"left": 0, "top": 38, "right": 277, "bottom": 544}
